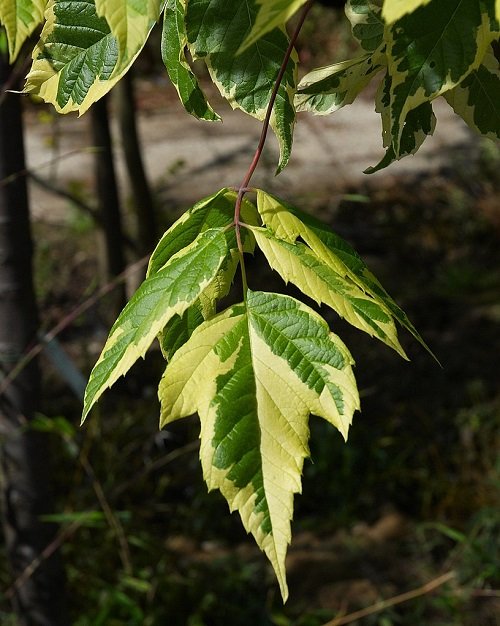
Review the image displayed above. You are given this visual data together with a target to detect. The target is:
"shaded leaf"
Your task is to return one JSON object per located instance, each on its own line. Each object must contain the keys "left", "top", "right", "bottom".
{"left": 444, "top": 52, "right": 500, "bottom": 140}
{"left": 159, "top": 290, "right": 359, "bottom": 600}
{"left": 161, "top": 0, "right": 219, "bottom": 121}
{"left": 185, "top": 0, "right": 297, "bottom": 172}
{"left": 366, "top": 71, "right": 436, "bottom": 172}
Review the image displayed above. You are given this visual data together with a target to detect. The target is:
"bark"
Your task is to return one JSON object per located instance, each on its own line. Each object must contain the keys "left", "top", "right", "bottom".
{"left": 0, "top": 53, "right": 68, "bottom": 626}
{"left": 115, "top": 70, "right": 157, "bottom": 255}
{"left": 90, "top": 95, "right": 127, "bottom": 310}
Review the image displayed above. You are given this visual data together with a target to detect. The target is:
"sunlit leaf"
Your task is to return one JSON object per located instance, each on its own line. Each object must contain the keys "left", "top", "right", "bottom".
{"left": 238, "top": 0, "right": 308, "bottom": 52}
{"left": 23, "top": 0, "right": 156, "bottom": 114}
{"left": 296, "top": 54, "right": 383, "bottom": 114}
{"left": 346, "top": 0, "right": 384, "bottom": 52}
{"left": 95, "top": 0, "right": 161, "bottom": 63}
{"left": 382, "top": 0, "right": 432, "bottom": 24}
{"left": 82, "top": 228, "right": 229, "bottom": 421}
{"left": 386, "top": 0, "right": 495, "bottom": 156}
{"left": 0, "top": 0, "right": 46, "bottom": 62}
{"left": 159, "top": 290, "right": 359, "bottom": 600}
{"left": 147, "top": 188, "right": 258, "bottom": 359}
{"left": 255, "top": 189, "right": 434, "bottom": 358}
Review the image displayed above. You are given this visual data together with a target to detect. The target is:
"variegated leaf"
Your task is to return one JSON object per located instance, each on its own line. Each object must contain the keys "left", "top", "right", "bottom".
{"left": 366, "top": 71, "right": 436, "bottom": 172}
{"left": 255, "top": 189, "right": 434, "bottom": 358}
{"left": 386, "top": 0, "right": 496, "bottom": 156}
{"left": 147, "top": 188, "right": 258, "bottom": 359}
{"left": 23, "top": 0, "right": 155, "bottom": 114}
{"left": 95, "top": 0, "right": 161, "bottom": 64}
{"left": 346, "top": 0, "right": 384, "bottom": 52}
{"left": 0, "top": 0, "right": 46, "bottom": 62}
{"left": 159, "top": 290, "right": 360, "bottom": 600}
{"left": 251, "top": 226, "right": 407, "bottom": 357}
{"left": 444, "top": 52, "right": 500, "bottom": 141}
{"left": 238, "top": 0, "right": 308, "bottom": 52}
{"left": 296, "top": 54, "right": 383, "bottom": 115}
{"left": 382, "top": 0, "right": 432, "bottom": 24}
{"left": 82, "top": 228, "right": 229, "bottom": 421}
{"left": 185, "top": 0, "right": 297, "bottom": 172}
{"left": 161, "top": 0, "right": 219, "bottom": 121}
{"left": 147, "top": 188, "right": 258, "bottom": 276}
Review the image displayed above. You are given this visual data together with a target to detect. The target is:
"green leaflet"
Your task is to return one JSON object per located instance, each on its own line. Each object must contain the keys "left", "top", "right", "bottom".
{"left": 82, "top": 228, "right": 229, "bottom": 422}
{"left": 161, "top": 0, "right": 219, "bottom": 121}
{"left": 255, "top": 189, "right": 433, "bottom": 358}
{"left": 159, "top": 290, "right": 360, "bottom": 601}
{"left": 296, "top": 55, "right": 383, "bottom": 115}
{"left": 386, "top": 0, "right": 495, "bottom": 156}
{"left": 147, "top": 188, "right": 258, "bottom": 359}
{"left": 382, "top": 0, "right": 432, "bottom": 24}
{"left": 23, "top": 0, "right": 156, "bottom": 114}
{"left": 0, "top": 0, "right": 46, "bottom": 62}
{"left": 95, "top": 0, "right": 161, "bottom": 63}
{"left": 366, "top": 71, "right": 436, "bottom": 173}
{"left": 346, "top": 0, "right": 384, "bottom": 52}
{"left": 444, "top": 52, "right": 500, "bottom": 141}
{"left": 185, "top": 0, "right": 297, "bottom": 172}
{"left": 238, "top": 0, "right": 308, "bottom": 52}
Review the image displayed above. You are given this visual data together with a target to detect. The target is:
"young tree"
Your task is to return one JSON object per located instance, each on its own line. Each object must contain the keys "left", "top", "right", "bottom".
{"left": 0, "top": 50, "right": 67, "bottom": 625}
{"left": 1, "top": 0, "right": 499, "bottom": 602}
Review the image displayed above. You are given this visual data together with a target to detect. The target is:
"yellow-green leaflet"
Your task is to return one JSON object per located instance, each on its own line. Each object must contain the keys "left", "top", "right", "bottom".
{"left": 238, "top": 0, "right": 308, "bottom": 52}
{"left": 82, "top": 228, "right": 229, "bottom": 422}
{"left": 23, "top": 0, "right": 159, "bottom": 114}
{"left": 382, "top": 0, "right": 432, "bottom": 24}
{"left": 159, "top": 290, "right": 360, "bottom": 600}
{"left": 95, "top": 0, "right": 161, "bottom": 63}
{"left": 255, "top": 189, "right": 435, "bottom": 359}
{"left": 0, "top": 0, "right": 46, "bottom": 62}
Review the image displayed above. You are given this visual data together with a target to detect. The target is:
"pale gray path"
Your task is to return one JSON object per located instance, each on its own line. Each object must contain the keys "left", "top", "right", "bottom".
{"left": 24, "top": 91, "right": 474, "bottom": 224}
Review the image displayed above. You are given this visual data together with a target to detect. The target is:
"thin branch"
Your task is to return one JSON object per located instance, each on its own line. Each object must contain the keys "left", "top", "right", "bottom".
{"left": 28, "top": 171, "right": 139, "bottom": 252}
{"left": 322, "top": 571, "right": 456, "bottom": 626}
{"left": 0, "top": 147, "right": 101, "bottom": 188}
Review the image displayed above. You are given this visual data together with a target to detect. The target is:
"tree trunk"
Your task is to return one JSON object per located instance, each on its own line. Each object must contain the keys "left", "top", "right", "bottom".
{"left": 90, "top": 96, "right": 127, "bottom": 309}
{"left": 115, "top": 70, "right": 157, "bottom": 256}
{"left": 0, "top": 53, "right": 68, "bottom": 626}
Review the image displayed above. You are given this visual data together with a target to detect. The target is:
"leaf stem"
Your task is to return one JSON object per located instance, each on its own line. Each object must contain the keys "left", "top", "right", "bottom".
{"left": 233, "top": 0, "right": 314, "bottom": 289}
